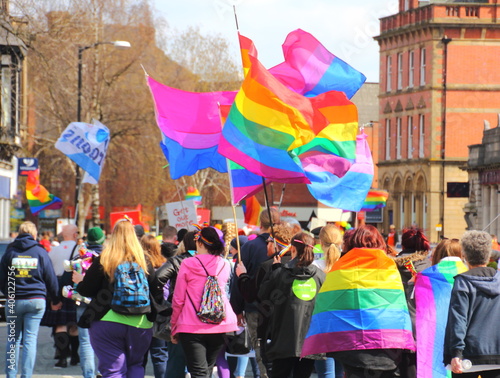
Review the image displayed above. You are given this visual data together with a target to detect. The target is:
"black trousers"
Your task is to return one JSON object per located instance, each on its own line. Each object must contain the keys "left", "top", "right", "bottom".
{"left": 343, "top": 364, "right": 397, "bottom": 378}
{"left": 271, "top": 357, "right": 315, "bottom": 378}
{"left": 178, "top": 332, "right": 225, "bottom": 378}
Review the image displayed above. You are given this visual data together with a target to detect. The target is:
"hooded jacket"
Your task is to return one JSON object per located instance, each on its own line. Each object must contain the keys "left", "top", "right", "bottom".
{"left": 170, "top": 253, "right": 238, "bottom": 335}
{"left": 444, "top": 267, "right": 500, "bottom": 365}
{"left": 258, "top": 258, "right": 325, "bottom": 361}
{"left": 0, "top": 233, "right": 60, "bottom": 302}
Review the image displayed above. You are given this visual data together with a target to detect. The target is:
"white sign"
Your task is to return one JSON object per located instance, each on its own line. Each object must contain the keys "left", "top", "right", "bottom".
{"left": 166, "top": 200, "right": 198, "bottom": 229}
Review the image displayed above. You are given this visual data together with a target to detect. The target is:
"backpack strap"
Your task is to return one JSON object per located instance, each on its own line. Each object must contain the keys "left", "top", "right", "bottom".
{"left": 195, "top": 256, "right": 226, "bottom": 277}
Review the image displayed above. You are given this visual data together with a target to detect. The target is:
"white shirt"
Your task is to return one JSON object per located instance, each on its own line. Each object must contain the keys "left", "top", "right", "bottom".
{"left": 49, "top": 240, "right": 78, "bottom": 276}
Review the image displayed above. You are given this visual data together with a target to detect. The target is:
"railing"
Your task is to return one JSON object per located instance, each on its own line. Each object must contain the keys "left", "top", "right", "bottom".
{"left": 380, "top": 3, "right": 488, "bottom": 33}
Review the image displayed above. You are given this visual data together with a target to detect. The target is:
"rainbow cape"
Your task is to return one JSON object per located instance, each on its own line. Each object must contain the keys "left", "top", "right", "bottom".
{"left": 25, "top": 169, "right": 63, "bottom": 216}
{"left": 360, "top": 189, "right": 389, "bottom": 212}
{"left": 415, "top": 259, "right": 467, "bottom": 378}
{"left": 302, "top": 248, "right": 415, "bottom": 356}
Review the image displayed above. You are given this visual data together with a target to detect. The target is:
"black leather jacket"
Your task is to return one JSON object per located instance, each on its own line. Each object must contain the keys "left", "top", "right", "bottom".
{"left": 155, "top": 252, "right": 192, "bottom": 303}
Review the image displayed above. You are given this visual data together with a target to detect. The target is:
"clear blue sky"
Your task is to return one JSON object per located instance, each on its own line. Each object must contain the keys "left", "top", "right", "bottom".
{"left": 153, "top": 0, "right": 399, "bottom": 83}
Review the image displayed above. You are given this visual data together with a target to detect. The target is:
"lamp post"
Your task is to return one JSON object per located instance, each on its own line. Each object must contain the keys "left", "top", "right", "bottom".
{"left": 74, "top": 40, "right": 131, "bottom": 226}
{"left": 440, "top": 35, "right": 452, "bottom": 240}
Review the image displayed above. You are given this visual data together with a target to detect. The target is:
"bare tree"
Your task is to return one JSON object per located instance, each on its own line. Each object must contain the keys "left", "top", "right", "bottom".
{"left": 164, "top": 26, "right": 242, "bottom": 208}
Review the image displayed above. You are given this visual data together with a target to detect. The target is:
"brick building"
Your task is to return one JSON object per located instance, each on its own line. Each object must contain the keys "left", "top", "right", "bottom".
{"left": 375, "top": 0, "right": 500, "bottom": 242}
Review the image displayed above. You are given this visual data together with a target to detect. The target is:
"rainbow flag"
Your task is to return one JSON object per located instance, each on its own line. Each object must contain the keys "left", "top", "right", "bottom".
{"left": 360, "top": 189, "right": 389, "bottom": 212}
{"left": 302, "top": 248, "right": 415, "bottom": 356}
{"left": 219, "top": 53, "right": 361, "bottom": 184}
{"left": 415, "top": 260, "right": 467, "bottom": 378}
{"left": 242, "top": 196, "right": 261, "bottom": 226}
{"left": 25, "top": 169, "right": 63, "bottom": 216}
{"left": 147, "top": 76, "right": 236, "bottom": 179}
{"left": 185, "top": 187, "right": 202, "bottom": 205}
{"left": 269, "top": 29, "right": 366, "bottom": 99}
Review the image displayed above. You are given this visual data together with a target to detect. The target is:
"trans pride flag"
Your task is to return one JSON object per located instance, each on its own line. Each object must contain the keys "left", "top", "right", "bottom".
{"left": 147, "top": 76, "right": 236, "bottom": 179}
{"left": 302, "top": 248, "right": 415, "bottom": 356}
{"left": 415, "top": 259, "right": 467, "bottom": 378}
{"left": 25, "top": 169, "right": 62, "bottom": 216}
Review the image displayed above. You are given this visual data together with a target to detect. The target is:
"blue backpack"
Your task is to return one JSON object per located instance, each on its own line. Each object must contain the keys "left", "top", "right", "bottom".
{"left": 111, "top": 261, "right": 151, "bottom": 314}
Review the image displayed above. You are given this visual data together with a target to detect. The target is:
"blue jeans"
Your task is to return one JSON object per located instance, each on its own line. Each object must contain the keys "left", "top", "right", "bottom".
{"left": 5, "top": 298, "right": 46, "bottom": 378}
{"left": 150, "top": 337, "right": 168, "bottom": 378}
{"left": 315, "top": 358, "right": 335, "bottom": 378}
{"left": 77, "top": 305, "right": 96, "bottom": 378}
{"left": 166, "top": 340, "right": 187, "bottom": 378}
{"left": 234, "top": 356, "right": 249, "bottom": 377}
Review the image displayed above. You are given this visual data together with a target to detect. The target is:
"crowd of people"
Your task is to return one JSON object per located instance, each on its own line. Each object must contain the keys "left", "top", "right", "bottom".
{"left": 2, "top": 212, "right": 500, "bottom": 378}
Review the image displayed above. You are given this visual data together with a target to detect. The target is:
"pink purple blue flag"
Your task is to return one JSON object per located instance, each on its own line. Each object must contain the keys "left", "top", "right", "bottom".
{"left": 269, "top": 29, "right": 366, "bottom": 99}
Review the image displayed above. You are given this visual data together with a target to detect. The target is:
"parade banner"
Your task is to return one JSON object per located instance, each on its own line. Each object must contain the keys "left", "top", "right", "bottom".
{"left": 55, "top": 120, "right": 110, "bottom": 184}
{"left": 165, "top": 200, "right": 198, "bottom": 230}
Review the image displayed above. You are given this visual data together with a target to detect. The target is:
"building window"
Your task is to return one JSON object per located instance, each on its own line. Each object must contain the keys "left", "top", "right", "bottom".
{"left": 385, "top": 119, "right": 391, "bottom": 160}
{"left": 0, "top": 53, "right": 20, "bottom": 137}
{"left": 407, "top": 116, "right": 413, "bottom": 159}
{"left": 397, "top": 53, "right": 403, "bottom": 90}
{"left": 404, "top": 0, "right": 410, "bottom": 11}
{"left": 408, "top": 50, "right": 414, "bottom": 88}
{"left": 386, "top": 55, "right": 392, "bottom": 92}
{"left": 420, "top": 48, "right": 426, "bottom": 86}
{"left": 419, "top": 114, "right": 425, "bottom": 158}
{"left": 396, "top": 118, "right": 402, "bottom": 159}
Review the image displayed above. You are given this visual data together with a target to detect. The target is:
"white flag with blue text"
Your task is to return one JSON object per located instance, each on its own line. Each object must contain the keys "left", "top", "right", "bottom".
{"left": 55, "top": 120, "right": 110, "bottom": 184}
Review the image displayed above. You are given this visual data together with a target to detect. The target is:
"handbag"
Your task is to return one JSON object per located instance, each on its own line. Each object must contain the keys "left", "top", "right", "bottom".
{"left": 226, "top": 325, "right": 251, "bottom": 355}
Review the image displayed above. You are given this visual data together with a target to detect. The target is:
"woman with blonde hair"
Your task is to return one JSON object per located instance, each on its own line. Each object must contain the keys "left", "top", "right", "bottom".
{"left": 313, "top": 225, "right": 342, "bottom": 273}
{"left": 74, "top": 219, "right": 163, "bottom": 377}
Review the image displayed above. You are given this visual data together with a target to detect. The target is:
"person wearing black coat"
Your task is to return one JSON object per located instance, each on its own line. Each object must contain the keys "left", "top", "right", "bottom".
{"left": 258, "top": 233, "right": 326, "bottom": 378}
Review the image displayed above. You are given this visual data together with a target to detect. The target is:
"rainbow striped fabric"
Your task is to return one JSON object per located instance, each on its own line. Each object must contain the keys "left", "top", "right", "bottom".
{"left": 242, "top": 195, "right": 261, "bottom": 226}
{"left": 360, "top": 189, "right": 389, "bottom": 212}
{"left": 269, "top": 29, "right": 366, "bottom": 99}
{"left": 25, "top": 169, "right": 62, "bottom": 216}
{"left": 415, "top": 259, "right": 467, "bottom": 378}
{"left": 185, "top": 187, "right": 202, "bottom": 205}
{"left": 302, "top": 248, "right": 415, "bottom": 356}
{"left": 147, "top": 76, "right": 236, "bottom": 179}
{"left": 219, "top": 52, "right": 360, "bottom": 184}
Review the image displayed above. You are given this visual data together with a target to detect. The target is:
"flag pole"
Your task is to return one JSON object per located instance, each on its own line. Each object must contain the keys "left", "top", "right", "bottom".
{"left": 277, "top": 184, "right": 286, "bottom": 211}
{"left": 233, "top": 5, "right": 239, "bottom": 32}
{"left": 262, "top": 177, "right": 278, "bottom": 254}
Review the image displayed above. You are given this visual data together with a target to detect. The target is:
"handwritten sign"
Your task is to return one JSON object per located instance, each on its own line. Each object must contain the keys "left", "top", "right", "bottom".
{"left": 166, "top": 200, "right": 198, "bottom": 229}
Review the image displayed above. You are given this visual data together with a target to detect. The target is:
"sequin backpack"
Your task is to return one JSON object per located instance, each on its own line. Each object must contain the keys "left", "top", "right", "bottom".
{"left": 188, "top": 257, "right": 226, "bottom": 324}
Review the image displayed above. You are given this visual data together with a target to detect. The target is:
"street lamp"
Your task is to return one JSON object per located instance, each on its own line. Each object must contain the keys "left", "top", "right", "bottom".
{"left": 74, "top": 40, "right": 131, "bottom": 226}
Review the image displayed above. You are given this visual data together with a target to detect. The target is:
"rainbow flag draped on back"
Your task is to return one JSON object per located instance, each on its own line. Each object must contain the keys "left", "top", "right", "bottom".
{"left": 302, "top": 248, "right": 415, "bottom": 356}
{"left": 415, "top": 259, "right": 468, "bottom": 378}
{"left": 360, "top": 189, "right": 389, "bottom": 212}
{"left": 25, "top": 169, "right": 63, "bottom": 216}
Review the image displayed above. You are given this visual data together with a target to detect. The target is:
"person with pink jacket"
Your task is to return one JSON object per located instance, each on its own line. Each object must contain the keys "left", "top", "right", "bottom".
{"left": 171, "top": 225, "right": 238, "bottom": 378}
